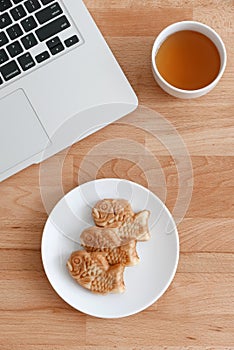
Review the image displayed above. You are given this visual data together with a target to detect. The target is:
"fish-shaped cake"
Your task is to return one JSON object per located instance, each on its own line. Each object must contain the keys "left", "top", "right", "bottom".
{"left": 84, "top": 241, "right": 139, "bottom": 266}
{"left": 92, "top": 199, "right": 134, "bottom": 228}
{"left": 67, "top": 250, "right": 125, "bottom": 294}
{"left": 85, "top": 209, "right": 150, "bottom": 244}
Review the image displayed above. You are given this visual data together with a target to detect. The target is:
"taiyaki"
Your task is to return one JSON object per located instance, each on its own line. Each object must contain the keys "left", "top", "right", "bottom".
{"left": 82, "top": 234, "right": 140, "bottom": 266}
{"left": 67, "top": 250, "right": 125, "bottom": 294}
{"left": 92, "top": 199, "right": 134, "bottom": 228}
{"left": 84, "top": 209, "right": 150, "bottom": 244}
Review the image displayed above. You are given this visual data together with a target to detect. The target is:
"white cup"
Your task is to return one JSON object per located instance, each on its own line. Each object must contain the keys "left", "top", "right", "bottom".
{"left": 151, "top": 21, "right": 227, "bottom": 99}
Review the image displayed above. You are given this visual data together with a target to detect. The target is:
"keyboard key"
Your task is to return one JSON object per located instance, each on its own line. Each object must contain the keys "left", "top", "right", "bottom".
{"left": 0, "top": 76, "right": 3, "bottom": 84}
{"left": 7, "top": 23, "right": 23, "bottom": 39}
{"left": 21, "top": 32, "right": 37, "bottom": 49}
{"left": 40, "top": 0, "right": 53, "bottom": 5}
{"left": 21, "top": 16, "right": 37, "bottom": 32}
{"left": 0, "top": 31, "right": 8, "bottom": 47}
{"left": 46, "top": 35, "right": 60, "bottom": 49}
{"left": 0, "top": 48, "right": 8, "bottom": 64}
{"left": 0, "top": 60, "right": 20, "bottom": 80}
{"left": 50, "top": 42, "right": 63, "bottom": 55}
{"left": 36, "top": 2, "right": 62, "bottom": 25}
{"left": 36, "top": 15, "right": 70, "bottom": 42}
{"left": 10, "top": 4, "right": 26, "bottom": 20}
{"left": 65, "top": 35, "right": 79, "bottom": 48}
{"left": 18, "top": 52, "right": 35, "bottom": 70}
{"left": 13, "top": 0, "right": 23, "bottom": 3}
{"left": 0, "top": 0, "right": 12, "bottom": 12}
{"left": 0, "top": 13, "right": 12, "bottom": 29}
{"left": 35, "top": 50, "right": 49, "bottom": 63}
{"left": 24, "top": 0, "right": 40, "bottom": 13}
{"left": 6, "top": 40, "right": 23, "bottom": 57}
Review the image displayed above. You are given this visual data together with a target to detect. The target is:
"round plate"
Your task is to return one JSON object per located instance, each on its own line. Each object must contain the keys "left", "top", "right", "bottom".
{"left": 41, "top": 178, "right": 179, "bottom": 318}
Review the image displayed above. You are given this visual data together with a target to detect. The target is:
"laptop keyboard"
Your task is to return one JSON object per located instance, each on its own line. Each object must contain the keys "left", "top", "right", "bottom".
{"left": 0, "top": 0, "right": 81, "bottom": 86}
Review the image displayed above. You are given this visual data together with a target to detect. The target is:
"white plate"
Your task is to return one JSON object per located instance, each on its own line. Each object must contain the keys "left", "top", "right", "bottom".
{"left": 41, "top": 178, "right": 179, "bottom": 318}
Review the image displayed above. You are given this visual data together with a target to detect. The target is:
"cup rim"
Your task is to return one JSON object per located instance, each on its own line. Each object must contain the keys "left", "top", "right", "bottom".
{"left": 151, "top": 20, "right": 227, "bottom": 94}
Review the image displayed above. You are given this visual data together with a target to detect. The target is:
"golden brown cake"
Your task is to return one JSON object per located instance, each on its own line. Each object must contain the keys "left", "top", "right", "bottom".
{"left": 83, "top": 209, "right": 150, "bottom": 244}
{"left": 67, "top": 250, "right": 125, "bottom": 294}
{"left": 66, "top": 199, "right": 151, "bottom": 295}
{"left": 92, "top": 199, "right": 134, "bottom": 228}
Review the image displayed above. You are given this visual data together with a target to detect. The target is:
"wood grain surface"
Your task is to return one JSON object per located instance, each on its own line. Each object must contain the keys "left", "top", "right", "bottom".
{"left": 0, "top": 0, "right": 234, "bottom": 349}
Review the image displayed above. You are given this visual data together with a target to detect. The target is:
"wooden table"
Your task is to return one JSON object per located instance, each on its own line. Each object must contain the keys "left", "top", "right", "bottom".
{"left": 1, "top": 1, "right": 233, "bottom": 348}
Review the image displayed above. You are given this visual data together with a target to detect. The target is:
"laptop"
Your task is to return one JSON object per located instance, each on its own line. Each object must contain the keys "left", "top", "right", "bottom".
{"left": 0, "top": 0, "right": 138, "bottom": 182}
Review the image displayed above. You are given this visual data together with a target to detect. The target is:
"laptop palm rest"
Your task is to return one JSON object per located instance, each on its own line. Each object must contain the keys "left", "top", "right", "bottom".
{"left": 0, "top": 89, "right": 51, "bottom": 174}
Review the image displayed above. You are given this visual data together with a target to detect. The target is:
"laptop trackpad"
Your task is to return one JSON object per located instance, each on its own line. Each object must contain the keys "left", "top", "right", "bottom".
{"left": 0, "top": 89, "right": 51, "bottom": 174}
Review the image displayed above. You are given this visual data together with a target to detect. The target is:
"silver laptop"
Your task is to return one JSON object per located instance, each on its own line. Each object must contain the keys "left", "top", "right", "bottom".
{"left": 0, "top": 0, "right": 138, "bottom": 181}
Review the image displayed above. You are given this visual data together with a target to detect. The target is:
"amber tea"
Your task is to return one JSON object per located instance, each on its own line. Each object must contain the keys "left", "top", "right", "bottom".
{"left": 155, "top": 30, "right": 220, "bottom": 90}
